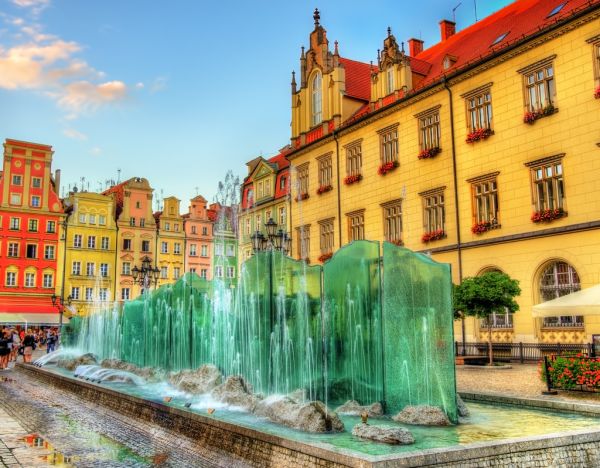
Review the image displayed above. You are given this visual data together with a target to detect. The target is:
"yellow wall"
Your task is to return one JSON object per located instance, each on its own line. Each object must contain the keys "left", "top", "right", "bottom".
{"left": 156, "top": 196, "right": 185, "bottom": 287}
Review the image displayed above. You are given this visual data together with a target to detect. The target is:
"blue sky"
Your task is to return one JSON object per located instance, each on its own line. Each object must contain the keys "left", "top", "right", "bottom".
{"left": 0, "top": 0, "right": 511, "bottom": 206}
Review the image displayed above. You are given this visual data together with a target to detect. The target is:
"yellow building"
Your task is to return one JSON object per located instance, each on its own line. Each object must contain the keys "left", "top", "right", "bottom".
{"left": 238, "top": 152, "right": 291, "bottom": 263}
{"left": 288, "top": 3, "right": 600, "bottom": 344}
{"left": 155, "top": 196, "right": 185, "bottom": 287}
{"left": 59, "top": 189, "right": 117, "bottom": 316}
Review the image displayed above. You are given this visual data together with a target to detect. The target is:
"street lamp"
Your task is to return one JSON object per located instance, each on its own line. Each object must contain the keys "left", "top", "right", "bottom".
{"left": 251, "top": 218, "right": 291, "bottom": 254}
{"left": 131, "top": 255, "right": 160, "bottom": 293}
{"left": 51, "top": 293, "right": 73, "bottom": 328}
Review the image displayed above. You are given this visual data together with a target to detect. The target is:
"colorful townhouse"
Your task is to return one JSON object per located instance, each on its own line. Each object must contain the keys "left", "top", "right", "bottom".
{"left": 59, "top": 189, "right": 118, "bottom": 316}
{"left": 154, "top": 196, "right": 185, "bottom": 287}
{"left": 286, "top": 1, "right": 600, "bottom": 344}
{"left": 103, "top": 177, "right": 157, "bottom": 300}
{"left": 0, "top": 139, "right": 65, "bottom": 324}
{"left": 183, "top": 195, "right": 214, "bottom": 280}
{"left": 211, "top": 202, "right": 238, "bottom": 287}
{"left": 239, "top": 152, "right": 291, "bottom": 264}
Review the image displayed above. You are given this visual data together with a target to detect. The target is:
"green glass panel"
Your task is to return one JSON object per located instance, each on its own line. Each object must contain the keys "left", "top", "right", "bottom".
{"left": 382, "top": 243, "right": 458, "bottom": 423}
{"left": 323, "top": 241, "right": 383, "bottom": 407}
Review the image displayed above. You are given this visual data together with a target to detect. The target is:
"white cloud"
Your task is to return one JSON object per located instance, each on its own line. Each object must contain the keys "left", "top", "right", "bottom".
{"left": 135, "top": 82, "right": 144, "bottom": 89}
{"left": 57, "top": 80, "right": 128, "bottom": 113}
{"left": 11, "top": 0, "right": 50, "bottom": 15}
{"left": 90, "top": 146, "right": 101, "bottom": 156}
{"left": 62, "top": 127, "right": 87, "bottom": 140}
{"left": 150, "top": 76, "right": 167, "bottom": 93}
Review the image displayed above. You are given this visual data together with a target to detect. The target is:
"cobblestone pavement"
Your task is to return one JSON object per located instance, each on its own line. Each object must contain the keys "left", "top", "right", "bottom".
{"left": 0, "top": 363, "right": 241, "bottom": 467}
{"left": 457, "top": 363, "right": 600, "bottom": 404}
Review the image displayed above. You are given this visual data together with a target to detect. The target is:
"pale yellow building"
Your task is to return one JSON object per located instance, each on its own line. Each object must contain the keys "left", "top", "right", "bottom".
{"left": 155, "top": 196, "right": 185, "bottom": 287}
{"left": 287, "top": 3, "right": 600, "bottom": 344}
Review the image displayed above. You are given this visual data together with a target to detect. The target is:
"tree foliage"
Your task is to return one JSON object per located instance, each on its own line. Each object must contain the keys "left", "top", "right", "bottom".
{"left": 454, "top": 272, "right": 521, "bottom": 319}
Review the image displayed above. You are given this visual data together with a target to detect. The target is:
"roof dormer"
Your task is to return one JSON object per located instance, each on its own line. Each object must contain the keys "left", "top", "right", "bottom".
{"left": 371, "top": 28, "right": 413, "bottom": 103}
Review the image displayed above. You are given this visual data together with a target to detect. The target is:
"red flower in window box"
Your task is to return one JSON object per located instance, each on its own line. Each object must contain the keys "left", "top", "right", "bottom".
{"left": 377, "top": 160, "right": 399, "bottom": 175}
{"left": 421, "top": 229, "right": 445, "bottom": 243}
{"left": 595, "top": 86, "right": 600, "bottom": 99}
{"left": 531, "top": 208, "right": 566, "bottom": 223}
{"left": 318, "top": 252, "right": 333, "bottom": 263}
{"left": 466, "top": 128, "right": 494, "bottom": 143}
{"left": 524, "top": 104, "right": 556, "bottom": 124}
{"left": 295, "top": 192, "right": 310, "bottom": 202}
{"left": 344, "top": 174, "right": 362, "bottom": 185}
{"left": 389, "top": 239, "right": 404, "bottom": 246}
{"left": 418, "top": 147, "right": 441, "bottom": 160}
{"left": 316, "top": 184, "right": 333, "bottom": 195}
{"left": 471, "top": 221, "right": 497, "bottom": 234}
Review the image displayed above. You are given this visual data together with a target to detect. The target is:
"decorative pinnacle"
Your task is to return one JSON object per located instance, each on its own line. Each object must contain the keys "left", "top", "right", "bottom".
{"left": 301, "top": 46, "right": 305, "bottom": 58}
{"left": 313, "top": 8, "right": 320, "bottom": 26}
{"left": 387, "top": 26, "right": 392, "bottom": 37}
{"left": 334, "top": 40, "right": 339, "bottom": 55}
{"left": 291, "top": 71, "right": 296, "bottom": 84}
{"left": 401, "top": 41, "right": 405, "bottom": 53}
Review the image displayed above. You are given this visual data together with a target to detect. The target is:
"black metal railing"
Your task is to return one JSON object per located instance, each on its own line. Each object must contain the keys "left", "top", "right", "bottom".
{"left": 455, "top": 341, "right": 597, "bottom": 364}
{"left": 542, "top": 354, "right": 600, "bottom": 394}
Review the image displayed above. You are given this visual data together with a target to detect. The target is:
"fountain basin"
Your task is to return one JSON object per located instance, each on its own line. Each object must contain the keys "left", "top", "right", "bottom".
{"left": 19, "top": 364, "right": 600, "bottom": 467}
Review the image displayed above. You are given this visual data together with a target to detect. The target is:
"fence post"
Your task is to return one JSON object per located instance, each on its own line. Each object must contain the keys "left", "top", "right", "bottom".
{"left": 519, "top": 342, "right": 524, "bottom": 364}
{"left": 588, "top": 343, "right": 593, "bottom": 358}
{"left": 542, "top": 355, "right": 558, "bottom": 395}
{"left": 455, "top": 341, "right": 458, "bottom": 356}
{"left": 557, "top": 343, "right": 562, "bottom": 355}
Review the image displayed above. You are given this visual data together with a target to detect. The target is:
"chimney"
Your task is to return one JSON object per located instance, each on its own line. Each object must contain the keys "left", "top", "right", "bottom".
{"left": 54, "top": 169, "right": 61, "bottom": 195}
{"left": 408, "top": 38, "right": 424, "bottom": 57}
{"left": 439, "top": 20, "right": 456, "bottom": 41}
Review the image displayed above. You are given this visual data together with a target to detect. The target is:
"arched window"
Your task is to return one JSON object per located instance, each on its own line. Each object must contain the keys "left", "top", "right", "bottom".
{"left": 311, "top": 72, "right": 322, "bottom": 126}
{"left": 539, "top": 261, "right": 583, "bottom": 328}
{"left": 386, "top": 67, "right": 394, "bottom": 95}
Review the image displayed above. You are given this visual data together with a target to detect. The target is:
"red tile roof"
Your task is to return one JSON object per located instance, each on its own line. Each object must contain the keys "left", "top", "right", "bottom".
{"left": 339, "top": 57, "right": 372, "bottom": 101}
{"left": 102, "top": 181, "right": 126, "bottom": 217}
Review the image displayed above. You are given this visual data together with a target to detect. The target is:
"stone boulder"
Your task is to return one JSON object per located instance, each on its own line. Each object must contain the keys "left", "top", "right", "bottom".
{"left": 335, "top": 400, "right": 384, "bottom": 418}
{"left": 287, "top": 388, "right": 306, "bottom": 403}
{"left": 352, "top": 424, "right": 414, "bottom": 445}
{"left": 392, "top": 405, "right": 451, "bottom": 426}
{"left": 210, "top": 375, "right": 261, "bottom": 412}
{"left": 457, "top": 395, "right": 470, "bottom": 418}
{"left": 254, "top": 396, "right": 344, "bottom": 433}
{"left": 100, "top": 359, "right": 163, "bottom": 382}
{"left": 57, "top": 353, "right": 97, "bottom": 371}
{"left": 169, "top": 365, "right": 222, "bottom": 394}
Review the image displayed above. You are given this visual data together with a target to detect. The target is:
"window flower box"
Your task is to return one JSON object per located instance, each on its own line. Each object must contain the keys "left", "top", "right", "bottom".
{"left": 595, "top": 86, "right": 600, "bottom": 99}
{"left": 344, "top": 174, "right": 362, "bottom": 185}
{"left": 523, "top": 104, "right": 556, "bottom": 124}
{"left": 466, "top": 128, "right": 494, "bottom": 144}
{"left": 378, "top": 160, "right": 399, "bottom": 176}
{"left": 471, "top": 220, "right": 500, "bottom": 234}
{"left": 316, "top": 184, "right": 333, "bottom": 195}
{"left": 295, "top": 193, "right": 310, "bottom": 202}
{"left": 389, "top": 239, "right": 404, "bottom": 246}
{"left": 418, "top": 147, "right": 441, "bottom": 160}
{"left": 531, "top": 208, "right": 567, "bottom": 223}
{"left": 421, "top": 229, "right": 445, "bottom": 243}
{"left": 318, "top": 252, "right": 333, "bottom": 263}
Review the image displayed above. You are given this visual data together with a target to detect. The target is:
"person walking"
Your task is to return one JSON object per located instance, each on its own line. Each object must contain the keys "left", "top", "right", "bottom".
{"left": 0, "top": 331, "right": 10, "bottom": 370}
{"left": 10, "top": 328, "right": 21, "bottom": 362}
{"left": 46, "top": 330, "right": 57, "bottom": 354}
{"left": 22, "top": 330, "right": 35, "bottom": 364}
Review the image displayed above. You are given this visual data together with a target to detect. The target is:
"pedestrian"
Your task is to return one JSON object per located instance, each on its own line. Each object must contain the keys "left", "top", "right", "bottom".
{"left": 0, "top": 331, "right": 10, "bottom": 370}
{"left": 46, "top": 330, "right": 57, "bottom": 354}
{"left": 22, "top": 330, "right": 36, "bottom": 364}
{"left": 10, "top": 328, "right": 21, "bottom": 362}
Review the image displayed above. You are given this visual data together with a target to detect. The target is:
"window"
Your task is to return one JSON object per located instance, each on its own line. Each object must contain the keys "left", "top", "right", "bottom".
{"left": 318, "top": 154, "right": 332, "bottom": 188}
{"left": 44, "top": 245, "right": 55, "bottom": 260}
{"left": 85, "top": 288, "right": 93, "bottom": 301}
{"left": 99, "top": 288, "right": 108, "bottom": 301}
{"left": 12, "top": 175, "right": 22, "bottom": 185}
{"left": 280, "top": 176, "right": 287, "bottom": 191}
{"left": 160, "top": 266, "right": 168, "bottom": 279}
{"left": 9, "top": 217, "right": 20, "bottom": 230}
{"left": 311, "top": 71, "right": 322, "bottom": 126}
{"left": 191, "top": 225, "right": 197, "bottom": 235}
{"left": 345, "top": 142, "right": 362, "bottom": 177}
{"left": 215, "top": 266, "right": 223, "bottom": 278}
{"left": 201, "top": 245, "right": 208, "bottom": 257}
{"left": 190, "top": 268, "right": 197, "bottom": 274}
{"left": 386, "top": 67, "right": 395, "bottom": 95}
{"left": 379, "top": 125, "right": 399, "bottom": 164}
{"left": 417, "top": 108, "right": 441, "bottom": 150}
{"left": 10, "top": 193, "right": 21, "bottom": 205}
{"left": 200, "top": 269, "right": 207, "bottom": 279}
{"left": 123, "top": 239, "right": 132, "bottom": 250}
{"left": 161, "top": 241, "right": 169, "bottom": 254}
{"left": 174, "top": 243, "right": 181, "bottom": 255}
{"left": 129, "top": 217, "right": 136, "bottom": 227}
{"left": 519, "top": 58, "right": 555, "bottom": 112}
{"left": 296, "top": 225, "right": 310, "bottom": 260}
{"left": 594, "top": 42, "right": 600, "bottom": 83}
{"left": 89, "top": 214, "right": 96, "bottom": 224}
{"left": 190, "top": 244, "right": 197, "bottom": 256}
{"left": 215, "top": 244, "right": 224, "bottom": 256}
{"left": 279, "top": 207, "right": 286, "bottom": 227}
{"left": 122, "top": 262, "right": 131, "bottom": 275}
{"left": 164, "top": 222, "right": 170, "bottom": 231}
{"left": 5, "top": 271, "right": 16, "bottom": 287}
{"left": 141, "top": 240, "right": 150, "bottom": 252}
{"left": 491, "top": 31, "right": 509, "bottom": 46}
{"left": 43, "top": 273, "right": 53, "bottom": 288}
{"left": 226, "top": 266, "right": 235, "bottom": 278}
{"left": 71, "top": 287, "right": 80, "bottom": 300}
{"left": 26, "top": 244, "right": 37, "bottom": 259}
{"left": 382, "top": 199, "right": 402, "bottom": 243}
{"left": 25, "top": 272, "right": 35, "bottom": 288}
{"left": 73, "top": 234, "right": 82, "bottom": 248}
{"left": 528, "top": 157, "right": 565, "bottom": 212}
{"left": 202, "top": 226, "right": 208, "bottom": 235}
{"left": 31, "top": 176, "right": 42, "bottom": 188}
{"left": 464, "top": 87, "right": 493, "bottom": 132}
{"left": 347, "top": 210, "right": 365, "bottom": 241}
{"left": 226, "top": 244, "right": 235, "bottom": 257}
{"left": 174, "top": 223, "right": 179, "bottom": 232}
{"left": 8, "top": 242, "right": 19, "bottom": 257}
{"left": 46, "top": 221, "right": 56, "bottom": 233}
{"left": 28, "top": 219, "right": 38, "bottom": 232}
{"left": 87, "top": 236, "right": 96, "bottom": 249}
{"left": 72, "top": 261, "right": 81, "bottom": 276}
{"left": 245, "top": 218, "right": 251, "bottom": 236}
{"left": 79, "top": 214, "right": 86, "bottom": 223}
{"left": 140, "top": 218, "right": 145, "bottom": 227}
{"left": 481, "top": 312, "right": 513, "bottom": 329}
{"left": 173, "top": 267, "right": 181, "bottom": 279}
{"left": 100, "top": 263, "right": 109, "bottom": 278}
{"left": 101, "top": 237, "right": 109, "bottom": 250}
{"left": 297, "top": 162, "right": 309, "bottom": 197}
{"left": 135, "top": 201, "right": 141, "bottom": 209}
{"left": 121, "top": 288, "right": 130, "bottom": 301}
{"left": 86, "top": 262, "right": 95, "bottom": 276}
{"left": 422, "top": 189, "right": 445, "bottom": 233}
{"left": 31, "top": 196, "right": 41, "bottom": 207}
{"left": 540, "top": 261, "right": 583, "bottom": 328}
{"left": 470, "top": 175, "right": 499, "bottom": 225}
{"left": 319, "top": 218, "right": 334, "bottom": 255}
{"left": 99, "top": 215, "right": 106, "bottom": 225}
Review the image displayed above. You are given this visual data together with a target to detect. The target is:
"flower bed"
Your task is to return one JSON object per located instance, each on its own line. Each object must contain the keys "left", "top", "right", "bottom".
{"left": 295, "top": 192, "right": 310, "bottom": 202}
{"left": 318, "top": 252, "right": 333, "bottom": 263}
{"left": 466, "top": 128, "right": 494, "bottom": 144}
{"left": 344, "top": 174, "right": 362, "bottom": 185}
{"left": 316, "top": 184, "right": 333, "bottom": 195}
{"left": 418, "top": 147, "right": 441, "bottom": 160}
{"left": 540, "top": 354, "right": 600, "bottom": 391}
{"left": 523, "top": 104, "right": 556, "bottom": 124}
{"left": 377, "top": 160, "right": 399, "bottom": 175}
{"left": 531, "top": 208, "right": 566, "bottom": 223}
{"left": 595, "top": 86, "right": 600, "bottom": 99}
{"left": 421, "top": 229, "right": 445, "bottom": 243}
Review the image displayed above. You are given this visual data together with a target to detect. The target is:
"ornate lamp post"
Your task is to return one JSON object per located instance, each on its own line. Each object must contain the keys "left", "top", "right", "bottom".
{"left": 131, "top": 256, "right": 160, "bottom": 293}
{"left": 51, "top": 293, "right": 72, "bottom": 328}
{"left": 250, "top": 218, "right": 291, "bottom": 254}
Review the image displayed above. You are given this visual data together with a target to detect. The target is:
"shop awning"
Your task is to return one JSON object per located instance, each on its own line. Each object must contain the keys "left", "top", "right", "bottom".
{"left": 532, "top": 285, "right": 600, "bottom": 317}
{"left": 0, "top": 312, "right": 65, "bottom": 325}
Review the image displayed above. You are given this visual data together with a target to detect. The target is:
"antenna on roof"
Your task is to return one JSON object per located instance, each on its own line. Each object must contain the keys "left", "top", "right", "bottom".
{"left": 452, "top": 2, "right": 462, "bottom": 23}
{"left": 117, "top": 168, "right": 121, "bottom": 184}
{"left": 195, "top": 186, "right": 199, "bottom": 196}
{"left": 473, "top": 0, "right": 478, "bottom": 22}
